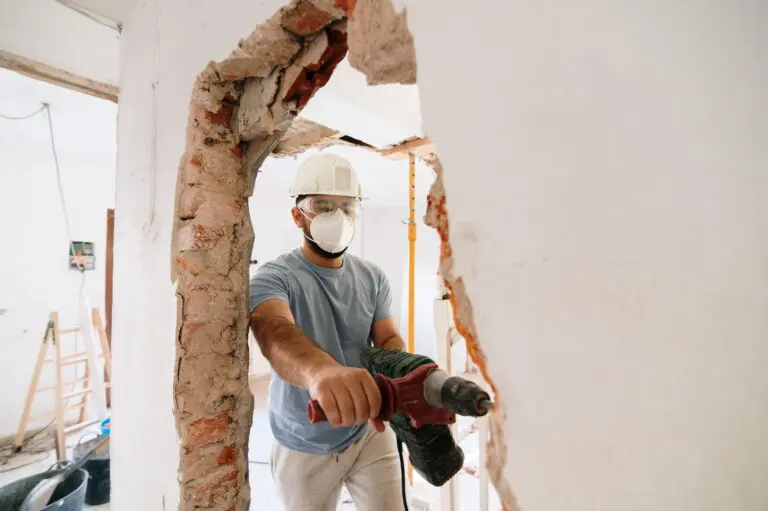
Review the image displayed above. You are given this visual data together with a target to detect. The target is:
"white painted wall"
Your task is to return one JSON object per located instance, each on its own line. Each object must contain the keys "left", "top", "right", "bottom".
{"left": 0, "top": 69, "right": 116, "bottom": 437}
{"left": 405, "top": 1, "right": 768, "bottom": 509}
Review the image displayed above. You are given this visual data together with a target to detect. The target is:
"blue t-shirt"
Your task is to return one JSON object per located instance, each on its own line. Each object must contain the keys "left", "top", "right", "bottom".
{"left": 249, "top": 248, "right": 393, "bottom": 454}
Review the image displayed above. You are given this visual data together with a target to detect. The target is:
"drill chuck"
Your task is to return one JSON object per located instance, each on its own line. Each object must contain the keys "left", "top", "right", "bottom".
{"left": 424, "top": 369, "right": 493, "bottom": 417}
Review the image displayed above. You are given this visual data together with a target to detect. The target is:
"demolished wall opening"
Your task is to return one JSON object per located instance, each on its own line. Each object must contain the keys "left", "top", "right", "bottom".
{"left": 170, "top": 0, "right": 514, "bottom": 508}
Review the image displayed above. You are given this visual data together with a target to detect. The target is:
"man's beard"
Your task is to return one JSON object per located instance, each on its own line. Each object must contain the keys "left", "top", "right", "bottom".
{"left": 302, "top": 221, "right": 348, "bottom": 259}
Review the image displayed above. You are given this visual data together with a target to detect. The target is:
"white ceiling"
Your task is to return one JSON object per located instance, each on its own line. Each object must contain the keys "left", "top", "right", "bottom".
{"left": 0, "top": 0, "right": 120, "bottom": 86}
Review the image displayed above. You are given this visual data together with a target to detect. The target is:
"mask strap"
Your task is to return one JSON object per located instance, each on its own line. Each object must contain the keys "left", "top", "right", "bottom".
{"left": 299, "top": 209, "right": 318, "bottom": 244}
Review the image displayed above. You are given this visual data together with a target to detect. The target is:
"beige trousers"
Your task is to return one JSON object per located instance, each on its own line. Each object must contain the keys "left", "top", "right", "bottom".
{"left": 270, "top": 427, "right": 404, "bottom": 511}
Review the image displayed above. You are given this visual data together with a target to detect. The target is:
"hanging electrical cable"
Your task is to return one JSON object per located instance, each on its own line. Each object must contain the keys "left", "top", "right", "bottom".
{"left": 0, "top": 105, "right": 46, "bottom": 120}
{"left": 42, "top": 103, "right": 87, "bottom": 275}
{"left": 0, "top": 102, "right": 84, "bottom": 272}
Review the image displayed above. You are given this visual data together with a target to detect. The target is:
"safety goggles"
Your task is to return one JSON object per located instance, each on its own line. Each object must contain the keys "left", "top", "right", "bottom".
{"left": 298, "top": 196, "right": 361, "bottom": 219}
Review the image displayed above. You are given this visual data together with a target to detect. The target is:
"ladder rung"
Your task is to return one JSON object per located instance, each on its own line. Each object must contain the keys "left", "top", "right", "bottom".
{"left": 60, "top": 351, "right": 88, "bottom": 362}
{"left": 64, "top": 418, "right": 100, "bottom": 435}
{"left": 44, "top": 354, "right": 104, "bottom": 365}
{"left": 36, "top": 377, "right": 89, "bottom": 393}
{"left": 37, "top": 378, "right": 104, "bottom": 394}
{"left": 60, "top": 357, "right": 88, "bottom": 367}
{"left": 63, "top": 377, "right": 90, "bottom": 387}
{"left": 59, "top": 328, "right": 80, "bottom": 334}
{"left": 62, "top": 388, "right": 91, "bottom": 400}
{"left": 64, "top": 403, "right": 86, "bottom": 412}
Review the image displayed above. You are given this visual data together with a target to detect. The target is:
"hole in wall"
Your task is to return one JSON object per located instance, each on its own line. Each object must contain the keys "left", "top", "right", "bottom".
{"left": 170, "top": 0, "right": 514, "bottom": 508}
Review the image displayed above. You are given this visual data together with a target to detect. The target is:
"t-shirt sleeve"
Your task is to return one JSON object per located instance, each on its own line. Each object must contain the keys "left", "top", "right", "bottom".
{"left": 373, "top": 268, "right": 394, "bottom": 322}
{"left": 249, "top": 263, "right": 290, "bottom": 313}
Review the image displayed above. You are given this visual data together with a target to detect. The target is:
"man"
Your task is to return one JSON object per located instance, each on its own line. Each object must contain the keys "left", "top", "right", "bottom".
{"left": 249, "top": 153, "right": 406, "bottom": 510}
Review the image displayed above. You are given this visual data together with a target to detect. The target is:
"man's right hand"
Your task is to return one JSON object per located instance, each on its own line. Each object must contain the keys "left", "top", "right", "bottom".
{"left": 309, "top": 366, "right": 384, "bottom": 431}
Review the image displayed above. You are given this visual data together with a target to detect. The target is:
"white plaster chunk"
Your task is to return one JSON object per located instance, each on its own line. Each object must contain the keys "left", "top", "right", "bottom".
{"left": 189, "top": 195, "right": 245, "bottom": 231}
{"left": 296, "top": 30, "right": 330, "bottom": 69}
{"left": 191, "top": 64, "right": 224, "bottom": 112}
{"left": 217, "top": 10, "right": 302, "bottom": 80}
{"left": 182, "top": 161, "right": 245, "bottom": 197}
{"left": 236, "top": 73, "right": 281, "bottom": 141}
{"left": 347, "top": 0, "right": 417, "bottom": 85}
{"left": 237, "top": 31, "right": 329, "bottom": 141}
{"left": 176, "top": 222, "right": 224, "bottom": 251}
{"left": 275, "top": 30, "right": 329, "bottom": 120}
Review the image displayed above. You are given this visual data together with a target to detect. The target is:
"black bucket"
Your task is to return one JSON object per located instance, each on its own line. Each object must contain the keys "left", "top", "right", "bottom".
{"left": 73, "top": 435, "right": 110, "bottom": 506}
{"left": 0, "top": 466, "right": 88, "bottom": 511}
{"left": 81, "top": 459, "right": 110, "bottom": 505}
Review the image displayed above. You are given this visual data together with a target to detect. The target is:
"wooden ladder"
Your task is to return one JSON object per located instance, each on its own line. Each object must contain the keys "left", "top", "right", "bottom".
{"left": 13, "top": 309, "right": 113, "bottom": 460}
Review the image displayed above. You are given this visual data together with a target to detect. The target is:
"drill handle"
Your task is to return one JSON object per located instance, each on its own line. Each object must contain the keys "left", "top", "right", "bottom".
{"left": 307, "top": 374, "right": 395, "bottom": 424}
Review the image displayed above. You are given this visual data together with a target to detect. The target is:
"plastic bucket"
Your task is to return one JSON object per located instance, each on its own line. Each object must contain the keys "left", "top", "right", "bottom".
{"left": 99, "top": 417, "right": 110, "bottom": 436}
{"left": 82, "top": 459, "right": 110, "bottom": 505}
{"left": 0, "top": 466, "right": 88, "bottom": 511}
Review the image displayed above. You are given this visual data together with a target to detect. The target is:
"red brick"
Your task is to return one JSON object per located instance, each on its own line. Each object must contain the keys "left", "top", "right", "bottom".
{"left": 217, "top": 445, "right": 237, "bottom": 465}
{"left": 205, "top": 103, "right": 234, "bottom": 127}
{"left": 186, "top": 411, "right": 232, "bottom": 447}
{"left": 281, "top": 0, "right": 335, "bottom": 36}
{"left": 283, "top": 29, "right": 348, "bottom": 109}
{"left": 334, "top": 0, "right": 356, "bottom": 17}
{"left": 192, "top": 470, "right": 239, "bottom": 504}
{"left": 230, "top": 141, "right": 248, "bottom": 158}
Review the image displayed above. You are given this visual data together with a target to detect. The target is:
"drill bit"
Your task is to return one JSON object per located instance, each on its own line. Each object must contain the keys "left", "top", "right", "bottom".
{"left": 477, "top": 398, "right": 494, "bottom": 414}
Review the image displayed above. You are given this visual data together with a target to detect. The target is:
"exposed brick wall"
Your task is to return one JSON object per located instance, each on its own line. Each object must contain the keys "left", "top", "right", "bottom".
{"left": 171, "top": 2, "right": 348, "bottom": 508}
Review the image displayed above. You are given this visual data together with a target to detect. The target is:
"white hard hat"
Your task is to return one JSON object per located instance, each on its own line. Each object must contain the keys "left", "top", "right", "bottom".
{"left": 289, "top": 153, "right": 363, "bottom": 199}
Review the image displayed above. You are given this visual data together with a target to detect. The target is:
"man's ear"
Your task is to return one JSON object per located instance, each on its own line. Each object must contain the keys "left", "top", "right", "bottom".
{"left": 291, "top": 207, "right": 303, "bottom": 228}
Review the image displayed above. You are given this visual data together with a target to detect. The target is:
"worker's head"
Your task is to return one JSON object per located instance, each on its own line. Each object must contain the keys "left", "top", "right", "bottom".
{"left": 289, "top": 153, "right": 362, "bottom": 259}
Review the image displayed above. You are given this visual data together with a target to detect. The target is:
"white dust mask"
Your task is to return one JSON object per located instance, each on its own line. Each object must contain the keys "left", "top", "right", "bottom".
{"left": 303, "top": 208, "right": 355, "bottom": 254}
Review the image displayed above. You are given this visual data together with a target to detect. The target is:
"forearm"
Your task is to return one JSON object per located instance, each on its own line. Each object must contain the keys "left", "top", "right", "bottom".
{"left": 378, "top": 333, "right": 406, "bottom": 351}
{"left": 250, "top": 313, "right": 338, "bottom": 388}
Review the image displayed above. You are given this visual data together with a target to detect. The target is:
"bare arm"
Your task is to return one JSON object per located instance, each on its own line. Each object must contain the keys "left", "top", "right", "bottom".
{"left": 371, "top": 317, "right": 406, "bottom": 351}
{"left": 250, "top": 299, "right": 337, "bottom": 388}
{"left": 250, "top": 299, "right": 382, "bottom": 428}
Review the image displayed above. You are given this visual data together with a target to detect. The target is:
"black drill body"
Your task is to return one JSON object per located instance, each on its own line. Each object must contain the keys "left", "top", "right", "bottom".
{"left": 360, "top": 347, "right": 492, "bottom": 487}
